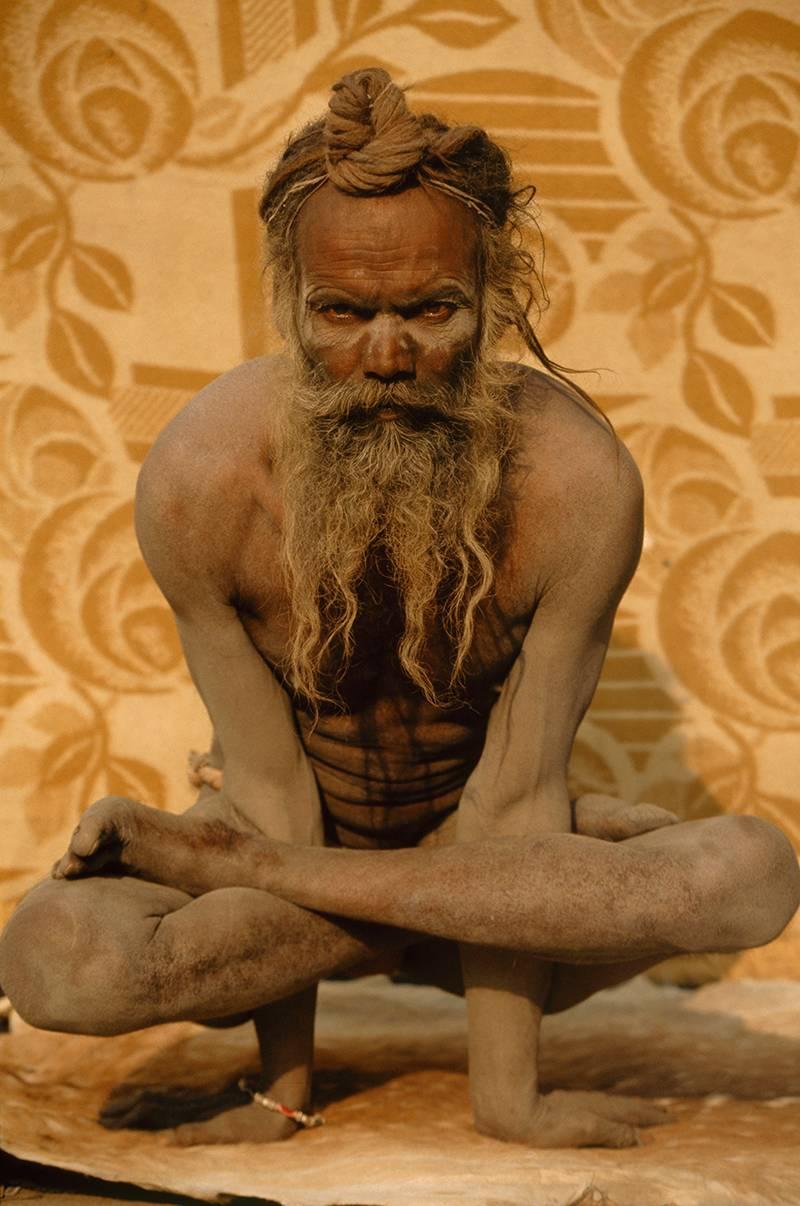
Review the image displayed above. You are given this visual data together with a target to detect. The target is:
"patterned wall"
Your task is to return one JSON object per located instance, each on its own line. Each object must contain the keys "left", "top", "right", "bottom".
{"left": 1, "top": 0, "right": 798, "bottom": 977}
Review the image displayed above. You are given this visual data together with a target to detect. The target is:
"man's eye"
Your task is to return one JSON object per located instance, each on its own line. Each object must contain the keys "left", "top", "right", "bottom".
{"left": 318, "top": 304, "right": 357, "bottom": 321}
{"left": 419, "top": 301, "right": 455, "bottom": 320}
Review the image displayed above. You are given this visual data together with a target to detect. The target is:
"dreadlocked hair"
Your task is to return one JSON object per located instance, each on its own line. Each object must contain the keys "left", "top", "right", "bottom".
{"left": 258, "top": 66, "right": 605, "bottom": 418}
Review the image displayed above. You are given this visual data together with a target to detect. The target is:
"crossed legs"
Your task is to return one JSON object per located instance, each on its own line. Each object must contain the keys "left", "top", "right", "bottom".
{"left": 1, "top": 807, "right": 797, "bottom": 1145}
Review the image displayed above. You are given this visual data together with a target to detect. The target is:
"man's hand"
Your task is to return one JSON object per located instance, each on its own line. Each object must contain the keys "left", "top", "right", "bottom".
{"left": 496, "top": 1089, "right": 670, "bottom": 1149}
{"left": 52, "top": 797, "right": 266, "bottom": 897}
{"left": 53, "top": 797, "right": 158, "bottom": 879}
{"left": 573, "top": 793, "right": 679, "bottom": 842}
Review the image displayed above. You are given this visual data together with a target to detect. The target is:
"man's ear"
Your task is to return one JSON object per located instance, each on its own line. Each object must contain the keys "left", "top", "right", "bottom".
{"left": 272, "top": 284, "right": 288, "bottom": 339}
{"left": 270, "top": 272, "right": 295, "bottom": 341}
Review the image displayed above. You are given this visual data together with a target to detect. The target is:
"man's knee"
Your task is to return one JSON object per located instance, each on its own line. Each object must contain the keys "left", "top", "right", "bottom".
{"left": 0, "top": 877, "right": 172, "bottom": 1035}
{"left": 684, "top": 815, "right": 800, "bottom": 953}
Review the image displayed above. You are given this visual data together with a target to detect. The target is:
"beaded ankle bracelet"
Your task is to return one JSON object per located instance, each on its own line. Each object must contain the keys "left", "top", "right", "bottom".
{"left": 238, "top": 1078, "right": 325, "bottom": 1128}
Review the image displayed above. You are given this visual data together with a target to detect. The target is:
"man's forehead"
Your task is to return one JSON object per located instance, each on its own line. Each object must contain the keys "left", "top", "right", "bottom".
{"left": 294, "top": 183, "right": 481, "bottom": 290}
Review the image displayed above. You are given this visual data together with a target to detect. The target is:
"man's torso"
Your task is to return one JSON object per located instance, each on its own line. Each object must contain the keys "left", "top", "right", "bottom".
{"left": 152, "top": 356, "right": 614, "bottom": 848}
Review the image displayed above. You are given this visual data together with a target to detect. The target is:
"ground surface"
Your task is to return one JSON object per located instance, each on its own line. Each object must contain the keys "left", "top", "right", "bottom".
{"left": 2, "top": 976, "right": 800, "bottom": 1206}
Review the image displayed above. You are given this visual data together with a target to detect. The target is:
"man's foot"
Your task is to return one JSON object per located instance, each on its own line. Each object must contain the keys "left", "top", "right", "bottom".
{"left": 173, "top": 1100, "right": 297, "bottom": 1145}
{"left": 481, "top": 1089, "right": 671, "bottom": 1149}
{"left": 572, "top": 794, "right": 679, "bottom": 842}
{"left": 100, "top": 1082, "right": 298, "bottom": 1144}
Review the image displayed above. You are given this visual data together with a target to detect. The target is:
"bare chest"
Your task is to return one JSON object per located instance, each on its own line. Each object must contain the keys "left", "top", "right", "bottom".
{"left": 230, "top": 500, "right": 537, "bottom": 844}
{"left": 231, "top": 496, "right": 536, "bottom": 724}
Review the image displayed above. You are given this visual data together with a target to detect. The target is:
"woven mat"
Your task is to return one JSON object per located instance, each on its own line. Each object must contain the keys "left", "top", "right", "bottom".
{"left": 2, "top": 976, "right": 800, "bottom": 1206}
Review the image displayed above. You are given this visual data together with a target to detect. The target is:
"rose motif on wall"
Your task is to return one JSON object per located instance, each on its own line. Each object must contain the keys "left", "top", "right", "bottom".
{"left": 21, "top": 492, "right": 183, "bottom": 692}
{"left": 622, "top": 423, "right": 751, "bottom": 545}
{"left": 1, "top": 384, "right": 114, "bottom": 501}
{"left": 659, "top": 529, "right": 800, "bottom": 731}
{"left": 619, "top": 9, "right": 800, "bottom": 218}
{"left": 638, "top": 719, "right": 756, "bottom": 822}
{"left": 0, "top": 0, "right": 197, "bottom": 180}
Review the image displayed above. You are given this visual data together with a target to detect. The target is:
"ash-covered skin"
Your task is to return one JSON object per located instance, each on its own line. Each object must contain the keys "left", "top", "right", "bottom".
{"left": 1, "top": 74, "right": 799, "bottom": 1153}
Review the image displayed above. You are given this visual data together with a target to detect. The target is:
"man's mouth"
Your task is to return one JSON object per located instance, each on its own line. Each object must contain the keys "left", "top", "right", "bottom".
{"left": 368, "top": 403, "right": 449, "bottom": 428}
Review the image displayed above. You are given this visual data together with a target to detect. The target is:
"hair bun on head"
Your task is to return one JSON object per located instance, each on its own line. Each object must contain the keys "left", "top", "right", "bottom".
{"left": 324, "top": 67, "right": 429, "bottom": 193}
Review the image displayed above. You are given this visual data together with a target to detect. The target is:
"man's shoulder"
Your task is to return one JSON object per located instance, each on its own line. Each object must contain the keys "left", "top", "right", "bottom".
{"left": 135, "top": 356, "right": 287, "bottom": 610}
{"left": 145, "top": 355, "right": 286, "bottom": 471}
{"left": 512, "top": 365, "right": 641, "bottom": 516}
{"left": 138, "top": 356, "right": 288, "bottom": 504}
{"left": 507, "top": 367, "right": 642, "bottom": 591}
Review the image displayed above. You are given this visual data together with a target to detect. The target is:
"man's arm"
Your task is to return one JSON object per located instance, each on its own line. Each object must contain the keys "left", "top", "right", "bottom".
{"left": 455, "top": 425, "right": 644, "bottom": 1143}
{"left": 133, "top": 411, "right": 324, "bottom": 1127}
{"left": 134, "top": 412, "right": 323, "bottom": 847}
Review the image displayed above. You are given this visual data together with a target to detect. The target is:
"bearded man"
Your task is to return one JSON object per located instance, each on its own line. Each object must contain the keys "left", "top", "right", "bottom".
{"left": 1, "top": 69, "right": 798, "bottom": 1151}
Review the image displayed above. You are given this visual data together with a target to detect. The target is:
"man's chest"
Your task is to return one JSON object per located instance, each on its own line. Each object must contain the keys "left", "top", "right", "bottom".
{"left": 230, "top": 495, "right": 538, "bottom": 715}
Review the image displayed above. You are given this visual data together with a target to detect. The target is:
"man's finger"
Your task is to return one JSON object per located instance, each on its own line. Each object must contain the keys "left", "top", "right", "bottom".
{"left": 69, "top": 817, "right": 109, "bottom": 859}
{"left": 603, "top": 803, "right": 679, "bottom": 840}
{"left": 622, "top": 803, "right": 680, "bottom": 832}
{"left": 52, "top": 851, "right": 86, "bottom": 879}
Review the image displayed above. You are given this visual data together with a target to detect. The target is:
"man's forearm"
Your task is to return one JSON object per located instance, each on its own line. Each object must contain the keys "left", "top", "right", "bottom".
{"left": 114, "top": 813, "right": 673, "bottom": 959}
{"left": 456, "top": 787, "right": 569, "bottom": 1140}
{"left": 461, "top": 946, "right": 551, "bottom": 1139}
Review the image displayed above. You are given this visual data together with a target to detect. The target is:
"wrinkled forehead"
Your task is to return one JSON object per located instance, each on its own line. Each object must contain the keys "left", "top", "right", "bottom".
{"left": 293, "top": 183, "right": 481, "bottom": 298}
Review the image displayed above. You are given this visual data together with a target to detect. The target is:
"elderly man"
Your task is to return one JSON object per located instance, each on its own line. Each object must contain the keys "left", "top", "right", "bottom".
{"left": 1, "top": 69, "right": 798, "bottom": 1150}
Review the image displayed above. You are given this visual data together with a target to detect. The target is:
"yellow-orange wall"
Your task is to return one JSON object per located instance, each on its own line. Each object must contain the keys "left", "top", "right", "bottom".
{"left": 1, "top": 0, "right": 798, "bottom": 975}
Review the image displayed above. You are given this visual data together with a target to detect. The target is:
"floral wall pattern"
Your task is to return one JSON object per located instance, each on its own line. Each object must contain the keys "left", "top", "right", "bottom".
{"left": 1, "top": 0, "right": 798, "bottom": 977}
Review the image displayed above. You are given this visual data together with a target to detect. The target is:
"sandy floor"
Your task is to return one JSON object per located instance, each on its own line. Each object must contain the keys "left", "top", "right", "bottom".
{"left": 2, "top": 976, "right": 800, "bottom": 1206}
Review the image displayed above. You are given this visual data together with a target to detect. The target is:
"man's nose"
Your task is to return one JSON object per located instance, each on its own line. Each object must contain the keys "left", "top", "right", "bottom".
{"left": 362, "top": 315, "right": 414, "bottom": 381}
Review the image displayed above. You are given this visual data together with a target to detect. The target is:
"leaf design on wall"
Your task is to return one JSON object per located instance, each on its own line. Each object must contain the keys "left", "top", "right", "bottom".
{"left": 106, "top": 756, "right": 166, "bottom": 809}
{"left": 709, "top": 283, "right": 775, "bottom": 348}
{"left": 24, "top": 717, "right": 106, "bottom": 842}
{"left": 46, "top": 309, "right": 114, "bottom": 396}
{"left": 402, "top": 0, "right": 514, "bottom": 48}
{"left": 587, "top": 270, "right": 641, "bottom": 312}
{"left": 70, "top": 244, "right": 134, "bottom": 312}
{"left": 627, "top": 311, "right": 678, "bottom": 371}
{"left": 12, "top": 711, "right": 167, "bottom": 840}
{"left": 332, "top": 0, "right": 383, "bottom": 35}
{"left": 683, "top": 350, "right": 755, "bottom": 437}
{"left": 641, "top": 257, "right": 699, "bottom": 313}
{"left": 0, "top": 617, "right": 38, "bottom": 717}
{"left": 4, "top": 213, "right": 59, "bottom": 271}
{"left": 40, "top": 727, "right": 101, "bottom": 790}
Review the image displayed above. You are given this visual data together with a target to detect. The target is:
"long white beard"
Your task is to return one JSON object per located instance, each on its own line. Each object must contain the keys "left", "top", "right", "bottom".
{"left": 276, "top": 357, "right": 518, "bottom": 712}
